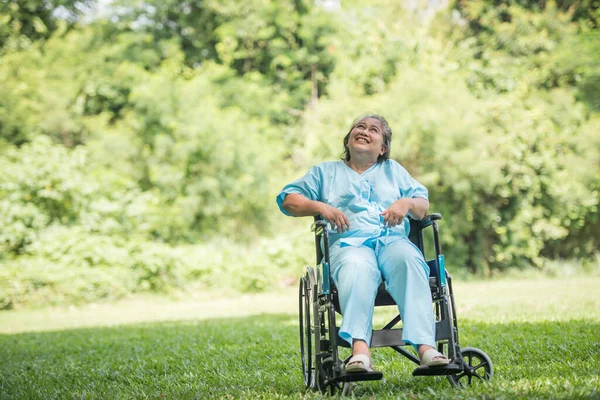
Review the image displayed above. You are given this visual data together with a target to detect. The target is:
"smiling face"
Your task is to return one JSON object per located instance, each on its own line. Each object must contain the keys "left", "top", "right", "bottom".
{"left": 345, "top": 117, "right": 387, "bottom": 161}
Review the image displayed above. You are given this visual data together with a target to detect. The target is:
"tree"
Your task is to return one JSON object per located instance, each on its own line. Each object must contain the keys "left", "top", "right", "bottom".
{"left": 0, "top": 0, "right": 90, "bottom": 52}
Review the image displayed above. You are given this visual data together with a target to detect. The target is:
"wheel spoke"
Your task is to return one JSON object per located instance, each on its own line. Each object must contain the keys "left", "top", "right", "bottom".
{"left": 474, "top": 363, "right": 490, "bottom": 379}
{"left": 454, "top": 372, "right": 467, "bottom": 381}
{"left": 472, "top": 371, "right": 485, "bottom": 381}
{"left": 472, "top": 360, "right": 486, "bottom": 370}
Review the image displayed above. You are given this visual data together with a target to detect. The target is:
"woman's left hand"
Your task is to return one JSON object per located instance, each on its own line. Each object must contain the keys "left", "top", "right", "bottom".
{"left": 380, "top": 198, "right": 412, "bottom": 227}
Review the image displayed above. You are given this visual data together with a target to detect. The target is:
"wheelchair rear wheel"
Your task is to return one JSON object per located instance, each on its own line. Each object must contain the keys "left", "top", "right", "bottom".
{"left": 447, "top": 347, "right": 493, "bottom": 387}
{"left": 298, "top": 275, "right": 314, "bottom": 388}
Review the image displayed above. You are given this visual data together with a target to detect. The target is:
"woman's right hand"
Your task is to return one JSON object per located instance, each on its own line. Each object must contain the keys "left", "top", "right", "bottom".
{"left": 318, "top": 204, "right": 350, "bottom": 233}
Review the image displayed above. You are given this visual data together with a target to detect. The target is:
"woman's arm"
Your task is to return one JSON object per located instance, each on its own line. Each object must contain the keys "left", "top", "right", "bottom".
{"left": 282, "top": 193, "right": 350, "bottom": 232}
{"left": 380, "top": 197, "right": 429, "bottom": 227}
{"left": 281, "top": 193, "right": 324, "bottom": 217}
{"left": 406, "top": 197, "right": 429, "bottom": 220}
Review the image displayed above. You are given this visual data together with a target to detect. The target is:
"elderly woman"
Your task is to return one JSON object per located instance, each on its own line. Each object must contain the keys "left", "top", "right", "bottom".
{"left": 276, "top": 114, "right": 449, "bottom": 372}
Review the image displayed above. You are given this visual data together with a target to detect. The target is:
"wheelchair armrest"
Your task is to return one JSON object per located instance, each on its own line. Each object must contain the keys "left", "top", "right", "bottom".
{"left": 311, "top": 216, "right": 327, "bottom": 233}
{"left": 315, "top": 214, "right": 441, "bottom": 231}
{"left": 314, "top": 220, "right": 328, "bottom": 228}
{"left": 414, "top": 213, "right": 442, "bottom": 230}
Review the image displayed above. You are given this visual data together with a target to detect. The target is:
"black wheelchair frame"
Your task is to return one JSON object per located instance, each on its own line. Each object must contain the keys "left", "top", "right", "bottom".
{"left": 298, "top": 214, "right": 493, "bottom": 394}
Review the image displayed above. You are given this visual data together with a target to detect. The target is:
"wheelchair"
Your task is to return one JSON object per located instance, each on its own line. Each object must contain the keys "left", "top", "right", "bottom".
{"left": 298, "top": 214, "right": 493, "bottom": 394}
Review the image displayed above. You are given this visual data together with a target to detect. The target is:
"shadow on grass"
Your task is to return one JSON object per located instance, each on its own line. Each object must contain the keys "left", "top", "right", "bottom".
{"left": 1, "top": 314, "right": 599, "bottom": 399}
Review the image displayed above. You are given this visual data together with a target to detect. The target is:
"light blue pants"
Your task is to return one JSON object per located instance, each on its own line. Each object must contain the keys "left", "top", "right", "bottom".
{"left": 329, "top": 236, "right": 436, "bottom": 348}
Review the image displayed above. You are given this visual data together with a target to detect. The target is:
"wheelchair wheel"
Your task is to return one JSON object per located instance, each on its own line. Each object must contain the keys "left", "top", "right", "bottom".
{"left": 447, "top": 347, "right": 493, "bottom": 388}
{"left": 299, "top": 276, "right": 314, "bottom": 388}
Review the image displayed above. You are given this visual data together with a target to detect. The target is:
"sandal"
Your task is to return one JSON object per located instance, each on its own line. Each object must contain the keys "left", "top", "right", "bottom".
{"left": 420, "top": 348, "right": 450, "bottom": 367}
{"left": 345, "top": 354, "right": 374, "bottom": 373}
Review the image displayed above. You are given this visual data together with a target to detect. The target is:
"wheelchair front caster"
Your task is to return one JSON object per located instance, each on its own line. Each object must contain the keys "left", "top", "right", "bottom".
{"left": 447, "top": 347, "right": 493, "bottom": 387}
{"left": 316, "top": 355, "right": 341, "bottom": 394}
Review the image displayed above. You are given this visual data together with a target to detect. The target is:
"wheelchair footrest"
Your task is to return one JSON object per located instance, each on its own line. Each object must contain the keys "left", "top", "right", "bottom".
{"left": 339, "top": 370, "right": 384, "bottom": 383}
{"left": 412, "top": 363, "right": 462, "bottom": 376}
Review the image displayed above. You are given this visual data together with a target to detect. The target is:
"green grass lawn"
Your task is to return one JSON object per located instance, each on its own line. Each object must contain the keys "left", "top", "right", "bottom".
{"left": 1, "top": 276, "right": 599, "bottom": 399}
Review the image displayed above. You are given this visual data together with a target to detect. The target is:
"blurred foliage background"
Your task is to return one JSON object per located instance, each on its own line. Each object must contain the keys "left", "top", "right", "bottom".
{"left": 0, "top": 0, "right": 599, "bottom": 309}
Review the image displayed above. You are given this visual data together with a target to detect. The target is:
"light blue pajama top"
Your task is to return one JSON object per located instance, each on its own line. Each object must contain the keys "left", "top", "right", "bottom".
{"left": 276, "top": 160, "right": 428, "bottom": 247}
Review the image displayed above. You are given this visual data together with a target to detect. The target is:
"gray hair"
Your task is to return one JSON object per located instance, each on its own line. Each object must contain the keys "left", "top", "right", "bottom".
{"left": 342, "top": 114, "right": 392, "bottom": 163}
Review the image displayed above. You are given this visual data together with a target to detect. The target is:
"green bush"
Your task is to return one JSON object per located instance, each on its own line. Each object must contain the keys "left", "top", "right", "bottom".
{"left": 0, "top": 223, "right": 316, "bottom": 309}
